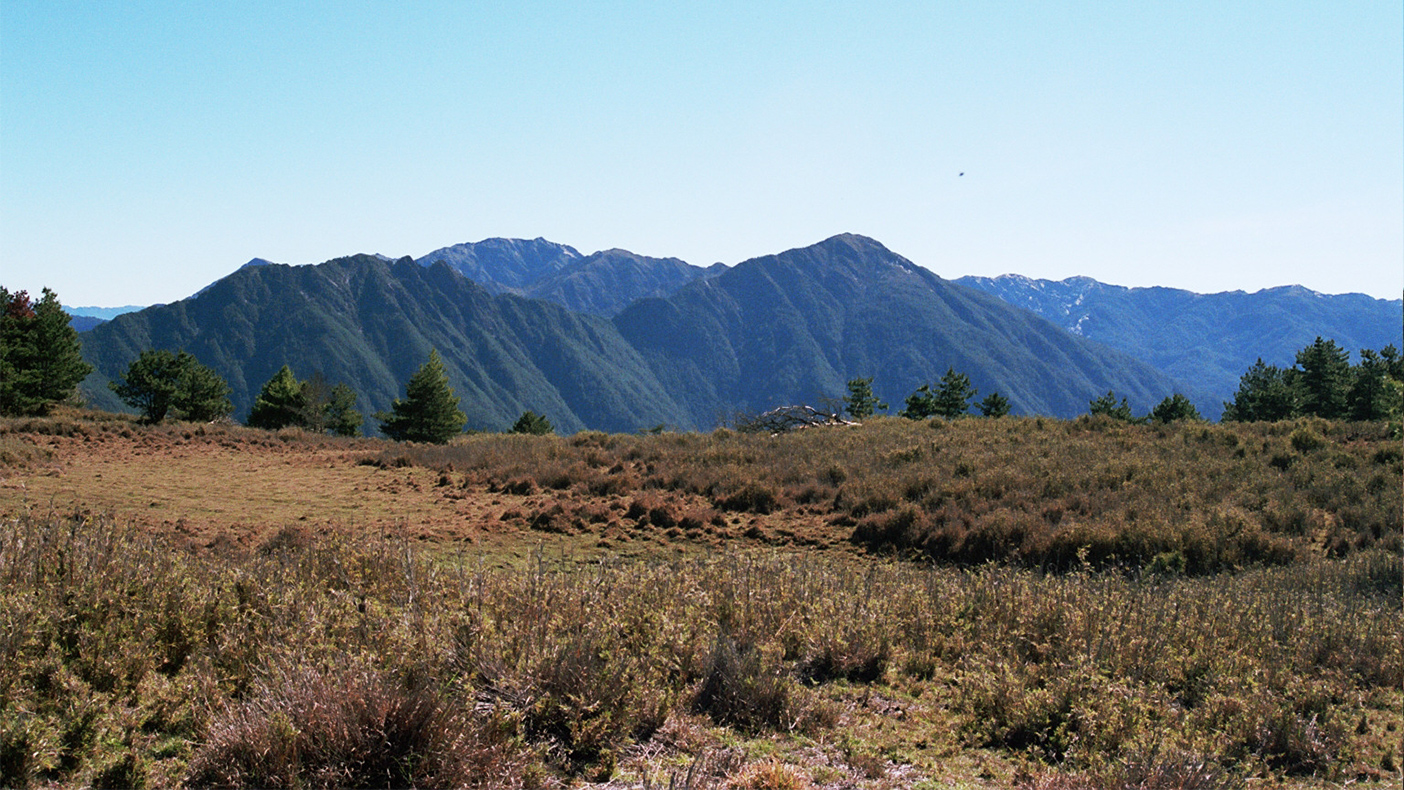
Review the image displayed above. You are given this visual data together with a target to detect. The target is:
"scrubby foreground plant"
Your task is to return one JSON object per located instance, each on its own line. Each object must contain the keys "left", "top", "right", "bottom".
{"left": 1, "top": 512, "right": 1399, "bottom": 788}
{"left": 374, "top": 415, "right": 1401, "bottom": 574}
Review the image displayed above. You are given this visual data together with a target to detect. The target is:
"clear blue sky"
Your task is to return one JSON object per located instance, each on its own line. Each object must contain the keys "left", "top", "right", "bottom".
{"left": 3, "top": 2, "right": 1400, "bottom": 306}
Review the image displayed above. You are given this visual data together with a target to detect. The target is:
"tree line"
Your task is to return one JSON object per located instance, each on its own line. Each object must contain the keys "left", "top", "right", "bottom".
{"left": 4, "top": 286, "right": 1400, "bottom": 439}
{"left": 845, "top": 335, "right": 1402, "bottom": 427}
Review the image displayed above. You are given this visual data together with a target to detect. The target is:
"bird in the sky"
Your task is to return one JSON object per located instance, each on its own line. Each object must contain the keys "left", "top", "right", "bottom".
{"left": 959, "top": 172, "right": 964, "bottom": 176}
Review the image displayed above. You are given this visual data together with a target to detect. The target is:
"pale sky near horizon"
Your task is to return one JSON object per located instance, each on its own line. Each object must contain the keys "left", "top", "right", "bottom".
{"left": 2, "top": 2, "right": 1401, "bottom": 307}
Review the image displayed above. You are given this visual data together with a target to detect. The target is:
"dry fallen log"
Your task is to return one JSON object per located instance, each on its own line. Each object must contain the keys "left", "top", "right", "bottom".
{"left": 731, "top": 405, "right": 860, "bottom": 435}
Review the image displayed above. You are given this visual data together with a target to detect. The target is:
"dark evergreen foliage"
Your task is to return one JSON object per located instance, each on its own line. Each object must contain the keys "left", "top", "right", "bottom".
{"left": 510, "top": 410, "right": 554, "bottom": 435}
{"left": 1150, "top": 393, "right": 1202, "bottom": 423}
{"left": 900, "top": 384, "right": 937, "bottom": 420}
{"left": 378, "top": 351, "right": 467, "bottom": 444}
{"left": 320, "top": 382, "right": 365, "bottom": 437}
{"left": 1222, "top": 339, "right": 1403, "bottom": 424}
{"left": 932, "top": 367, "right": 977, "bottom": 418}
{"left": 978, "top": 392, "right": 1011, "bottom": 418}
{"left": 1294, "top": 337, "right": 1351, "bottom": 419}
{"left": 109, "top": 350, "right": 231, "bottom": 423}
{"left": 842, "top": 377, "right": 886, "bottom": 419}
{"left": 1223, "top": 359, "right": 1299, "bottom": 421}
{"left": 246, "top": 365, "right": 306, "bottom": 430}
{"left": 247, "top": 366, "right": 364, "bottom": 436}
{"left": 1347, "top": 346, "right": 1403, "bottom": 421}
{"left": 0, "top": 287, "right": 93, "bottom": 416}
{"left": 1088, "top": 391, "right": 1140, "bottom": 422}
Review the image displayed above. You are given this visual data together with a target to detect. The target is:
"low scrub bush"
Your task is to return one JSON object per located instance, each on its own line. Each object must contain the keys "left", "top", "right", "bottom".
{"left": 185, "top": 662, "right": 517, "bottom": 789}
{"left": 1, "top": 512, "right": 1398, "bottom": 786}
{"left": 362, "top": 416, "right": 1400, "bottom": 573}
{"left": 693, "top": 633, "right": 793, "bottom": 733}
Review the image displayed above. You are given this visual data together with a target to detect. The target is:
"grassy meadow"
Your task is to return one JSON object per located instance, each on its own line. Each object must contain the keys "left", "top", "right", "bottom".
{"left": 0, "top": 411, "right": 1400, "bottom": 788}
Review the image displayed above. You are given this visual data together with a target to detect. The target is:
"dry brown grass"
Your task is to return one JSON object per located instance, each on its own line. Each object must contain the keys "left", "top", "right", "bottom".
{"left": 1, "top": 412, "right": 1400, "bottom": 788}
{"left": 367, "top": 415, "right": 1401, "bottom": 572}
{"left": 1, "top": 509, "right": 1399, "bottom": 788}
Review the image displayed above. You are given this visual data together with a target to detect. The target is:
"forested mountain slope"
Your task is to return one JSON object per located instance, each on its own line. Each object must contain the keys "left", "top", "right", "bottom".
{"left": 957, "top": 274, "right": 1403, "bottom": 416}
{"left": 79, "top": 256, "right": 691, "bottom": 433}
{"left": 614, "top": 235, "right": 1181, "bottom": 425}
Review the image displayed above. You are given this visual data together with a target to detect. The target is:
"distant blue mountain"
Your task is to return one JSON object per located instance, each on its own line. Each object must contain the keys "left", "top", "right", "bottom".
{"left": 416, "top": 238, "right": 720, "bottom": 316}
{"left": 955, "top": 274, "right": 1403, "bottom": 418}
{"left": 65, "top": 305, "right": 145, "bottom": 321}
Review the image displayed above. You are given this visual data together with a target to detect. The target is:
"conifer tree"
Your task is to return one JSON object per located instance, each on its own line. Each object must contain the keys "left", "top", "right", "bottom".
{"left": 110, "top": 350, "right": 231, "bottom": 423}
{"left": 1295, "top": 337, "right": 1351, "bottom": 419}
{"left": 1088, "top": 390, "right": 1137, "bottom": 422}
{"left": 932, "top": 367, "right": 977, "bottom": 418}
{"left": 1347, "top": 346, "right": 1403, "bottom": 422}
{"left": 378, "top": 350, "right": 466, "bottom": 443}
{"left": 247, "top": 367, "right": 364, "bottom": 435}
{"left": 978, "top": 392, "right": 1011, "bottom": 418}
{"left": 1150, "top": 393, "right": 1201, "bottom": 423}
{"left": 247, "top": 365, "right": 307, "bottom": 430}
{"left": 510, "top": 410, "right": 554, "bottom": 435}
{"left": 843, "top": 376, "right": 886, "bottom": 419}
{"left": 322, "top": 383, "right": 364, "bottom": 437}
{"left": 0, "top": 287, "right": 93, "bottom": 416}
{"left": 900, "top": 384, "right": 937, "bottom": 419}
{"left": 1222, "top": 359, "right": 1299, "bottom": 421}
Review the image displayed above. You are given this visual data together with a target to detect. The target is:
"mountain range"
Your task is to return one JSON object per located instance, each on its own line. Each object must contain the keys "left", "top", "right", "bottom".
{"left": 414, "top": 238, "right": 723, "bottom": 316}
{"left": 76, "top": 235, "right": 1183, "bottom": 432}
{"left": 956, "top": 275, "right": 1402, "bottom": 417}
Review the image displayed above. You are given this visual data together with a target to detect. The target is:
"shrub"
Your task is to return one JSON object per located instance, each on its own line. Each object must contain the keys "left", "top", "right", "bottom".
{"left": 693, "top": 633, "right": 792, "bottom": 733}
{"left": 1289, "top": 426, "right": 1324, "bottom": 453}
{"left": 185, "top": 663, "right": 516, "bottom": 789}
{"left": 716, "top": 484, "right": 779, "bottom": 514}
{"left": 510, "top": 410, "right": 554, "bottom": 436}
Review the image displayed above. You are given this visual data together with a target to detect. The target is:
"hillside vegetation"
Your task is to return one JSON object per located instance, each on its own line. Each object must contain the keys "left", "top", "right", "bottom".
{"left": 75, "top": 235, "right": 1181, "bottom": 432}
{"left": 370, "top": 415, "right": 1400, "bottom": 574}
{"left": 0, "top": 411, "right": 1399, "bottom": 788}
{"left": 957, "top": 274, "right": 1403, "bottom": 417}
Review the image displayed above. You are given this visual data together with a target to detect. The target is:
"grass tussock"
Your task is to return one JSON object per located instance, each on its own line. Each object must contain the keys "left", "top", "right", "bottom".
{"left": 364, "top": 416, "right": 1401, "bottom": 573}
{"left": 1, "top": 512, "right": 1399, "bottom": 787}
{"left": 185, "top": 661, "right": 519, "bottom": 789}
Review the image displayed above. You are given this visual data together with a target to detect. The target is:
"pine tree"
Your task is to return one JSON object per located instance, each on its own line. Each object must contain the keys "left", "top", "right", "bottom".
{"left": 0, "top": 287, "right": 93, "bottom": 416}
{"left": 900, "top": 384, "right": 937, "bottom": 419}
{"left": 1088, "top": 390, "right": 1137, "bottom": 422}
{"left": 247, "top": 365, "right": 307, "bottom": 430}
{"left": 179, "top": 356, "right": 233, "bottom": 422}
{"left": 110, "top": 350, "right": 184, "bottom": 423}
{"left": 1295, "top": 337, "right": 1351, "bottom": 419}
{"left": 843, "top": 376, "right": 886, "bottom": 419}
{"left": 978, "top": 392, "right": 1011, "bottom": 418}
{"left": 1347, "top": 346, "right": 1403, "bottom": 422}
{"left": 1222, "top": 359, "right": 1299, "bottom": 421}
{"left": 322, "top": 383, "right": 364, "bottom": 437}
{"left": 932, "top": 367, "right": 977, "bottom": 418}
{"left": 110, "top": 350, "right": 230, "bottom": 423}
{"left": 510, "top": 410, "right": 554, "bottom": 435}
{"left": 1150, "top": 393, "right": 1201, "bottom": 423}
{"left": 378, "top": 350, "right": 466, "bottom": 443}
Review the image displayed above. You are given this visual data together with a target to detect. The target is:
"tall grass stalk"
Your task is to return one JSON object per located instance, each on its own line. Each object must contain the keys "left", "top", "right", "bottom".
{"left": 1, "top": 512, "right": 1398, "bottom": 787}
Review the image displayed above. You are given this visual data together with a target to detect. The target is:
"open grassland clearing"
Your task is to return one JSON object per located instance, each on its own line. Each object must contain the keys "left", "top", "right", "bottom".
{"left": 0, "top": 411, "right": 1400, "bottom": 788}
